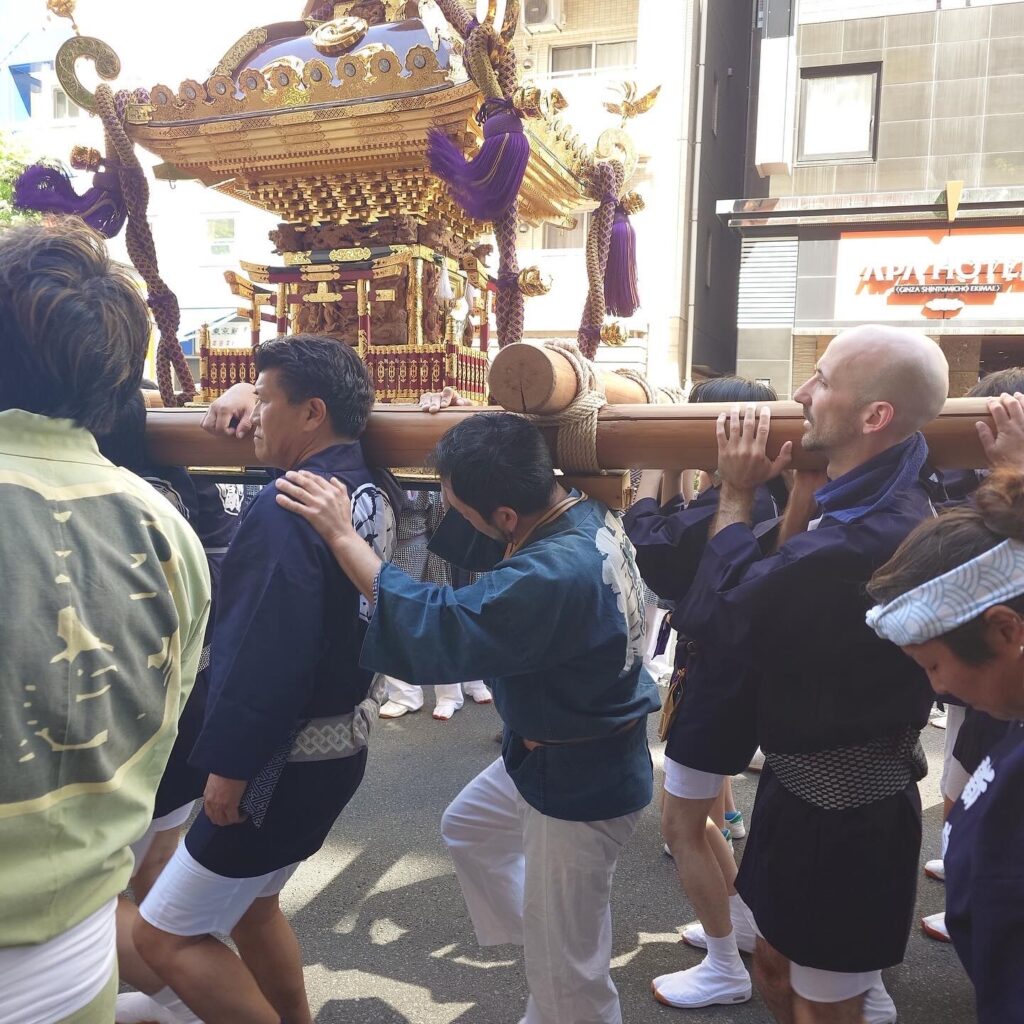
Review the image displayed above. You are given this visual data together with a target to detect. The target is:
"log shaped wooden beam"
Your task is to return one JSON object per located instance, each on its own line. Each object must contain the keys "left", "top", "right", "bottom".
{"left": 489, "top": 343, "right": 648, "bottom": 413}
{"left": 147, "top": 399, "right": 998, "bottom": 471}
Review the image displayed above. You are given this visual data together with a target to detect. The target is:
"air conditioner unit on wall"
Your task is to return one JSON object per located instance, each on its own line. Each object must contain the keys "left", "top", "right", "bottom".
{"left": 524, "top": 0, "right": 565, "bottom": 34}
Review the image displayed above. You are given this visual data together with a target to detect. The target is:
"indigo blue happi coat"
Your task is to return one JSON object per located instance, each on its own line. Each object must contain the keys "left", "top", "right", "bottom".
{"left": 944, "top": 723, "right": 1024, "bottom": 1024}
{"left": 363, "top": 494, "right": 662, "bottom": 822}
{"left": 623, "top": 483, "right": 783, "bottom": 775}
{"left": 187, "top": 442, "right": 391, "bottom": 876}
{"left": 673, "top": 435, "right": 938, "bottom": 973}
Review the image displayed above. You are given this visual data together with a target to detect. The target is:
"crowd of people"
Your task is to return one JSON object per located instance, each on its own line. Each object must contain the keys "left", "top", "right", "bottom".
{"left": 1, "top": 217, "right": 1022, "bottom": 1024}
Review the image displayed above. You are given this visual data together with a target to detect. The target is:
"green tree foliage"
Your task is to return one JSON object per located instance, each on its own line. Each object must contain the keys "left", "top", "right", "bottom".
{"left": 0, "top": 132, "right": 41, "bottom": 226}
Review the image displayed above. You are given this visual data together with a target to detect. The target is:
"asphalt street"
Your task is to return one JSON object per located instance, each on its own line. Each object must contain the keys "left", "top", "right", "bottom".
{"left": 274, "top": 699, "right": 976, "bottom": 1024}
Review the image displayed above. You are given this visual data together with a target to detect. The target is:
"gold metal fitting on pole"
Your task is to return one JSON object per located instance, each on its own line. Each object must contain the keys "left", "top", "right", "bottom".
{"left": 517, "top": 267, "right": 553, "bottom": 297}
{"left": 69, "top": 145, "right": 102, "bottom": 172}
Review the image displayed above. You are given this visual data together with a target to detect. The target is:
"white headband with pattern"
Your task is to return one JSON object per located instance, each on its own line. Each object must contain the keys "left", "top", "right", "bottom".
{"left": 865, "top": 538, "right": 1024, "bottom": 646}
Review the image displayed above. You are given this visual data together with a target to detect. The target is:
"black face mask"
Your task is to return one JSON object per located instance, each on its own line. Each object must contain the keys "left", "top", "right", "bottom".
{"left": 428, "top": 506, "right": 507, "bottom": 573}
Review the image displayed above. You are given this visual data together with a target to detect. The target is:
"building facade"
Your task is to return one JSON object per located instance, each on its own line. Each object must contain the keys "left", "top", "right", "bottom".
{"left": 725, "top": 0, "right": 1024, "bottom": 397}
{"left": 513, "top": 0, "right": 759, "bottom": 383}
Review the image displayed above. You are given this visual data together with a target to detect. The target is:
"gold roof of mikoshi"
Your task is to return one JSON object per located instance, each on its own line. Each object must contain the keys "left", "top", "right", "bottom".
{"left": 57, "top": 6, "right": 597, "bottom": 228}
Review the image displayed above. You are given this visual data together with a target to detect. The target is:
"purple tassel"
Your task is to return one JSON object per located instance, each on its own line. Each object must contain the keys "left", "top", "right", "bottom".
{"left": 604, "top": 204, "right": 640, "bottom": 317}
{"left": 428, "top": 106, "right": 530, "bottom": 222}
{"left": 14, "top": 164, "right": 127, "bottom": 238}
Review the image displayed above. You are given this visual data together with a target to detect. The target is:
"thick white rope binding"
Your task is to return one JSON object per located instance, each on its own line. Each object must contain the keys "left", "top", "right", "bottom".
{"left": 529, "top": 339, "right": 607, "bottom": 474}
{"left": 526, "top": 342, "right": 687, "bottom": 474}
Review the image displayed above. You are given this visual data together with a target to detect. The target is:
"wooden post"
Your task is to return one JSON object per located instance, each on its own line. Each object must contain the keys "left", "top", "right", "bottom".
{"left": 146, "top": 399, "right": 998, "bottom": 471}
{"left": 488, "top": 342, "right": 650, "bottom": 413}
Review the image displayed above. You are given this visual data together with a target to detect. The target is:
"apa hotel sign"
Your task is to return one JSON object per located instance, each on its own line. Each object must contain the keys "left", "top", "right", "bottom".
{"left": 834, "top": 228, "right": 1024, "bottom": 322}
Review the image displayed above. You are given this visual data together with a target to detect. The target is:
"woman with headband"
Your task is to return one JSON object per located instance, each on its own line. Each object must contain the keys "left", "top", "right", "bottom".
{"left": 866, "top": 450, "right": 1024, "bottom": 1023}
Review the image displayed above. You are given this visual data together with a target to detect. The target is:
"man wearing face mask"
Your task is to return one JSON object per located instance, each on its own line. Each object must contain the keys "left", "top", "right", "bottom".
{"left": 274, "top": 409, "right": 661, "bottom": 1024}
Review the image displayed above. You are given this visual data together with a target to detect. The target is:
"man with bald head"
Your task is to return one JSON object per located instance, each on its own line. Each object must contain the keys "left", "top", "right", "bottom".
{"left": 671, "top": 325, "right": 949, "bottom": 1024}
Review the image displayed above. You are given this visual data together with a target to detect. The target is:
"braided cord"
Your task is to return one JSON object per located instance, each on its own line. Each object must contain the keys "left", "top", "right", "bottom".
{"left": 95, "top": 84, "right": 195, "bottom": 407}
{"left": 433, "top": 0, "right": 476, "bottom": 38}
{"left": 613, "top": 367, "right": 687, "bottom": 405}
{"left": 577, "top": 159, "right": 624, "bottom": 359}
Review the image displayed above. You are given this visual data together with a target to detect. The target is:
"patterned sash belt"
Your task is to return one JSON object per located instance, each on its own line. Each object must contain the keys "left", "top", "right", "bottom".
{"left": 765, "top": 726, "right": 927, "bottom": 811}
{"left": 290, "top": 672, "right": 388, "bottom": 762}
{"left": 241, "top": 673, "right": 387, "bottom": 826}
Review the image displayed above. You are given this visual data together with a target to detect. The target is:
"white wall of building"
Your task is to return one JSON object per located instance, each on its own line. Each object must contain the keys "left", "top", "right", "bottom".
{"left": 510, "top": 0, "right": 700, "bottom": 385}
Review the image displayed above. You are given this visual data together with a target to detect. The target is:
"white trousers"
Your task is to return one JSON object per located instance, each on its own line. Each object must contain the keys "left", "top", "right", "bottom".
{"left": 940, "top": 703, "right": 969, "bottom": 801}
{"left": 441, "top": 757, "right": 640, "bottom": 1024}
{"left": 385, "top": 677, "right": 491, "bottom": 710}
{"left": 385, "top": 676, "right": 464, "bottom": 711}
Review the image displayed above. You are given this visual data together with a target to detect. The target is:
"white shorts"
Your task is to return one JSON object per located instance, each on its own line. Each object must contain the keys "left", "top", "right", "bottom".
{"left": 129, "top": 801, "right": 196, "bottom": 873}
{"left": 747, "top": 909, "right": 881, "bottom": 1004}
{"left": 0, "top": 898, "right": 116, "bottom": 1024}
{"left": 790, "top": 964, "right": 881, "bottom": 1003}
{"left": 940, "top": 704, "right": 970, "bottom": 801}
{"left": 139, "top": 843, "right": 299, "bottom": 938}
{"left": 663, "top": 756, "right": 724, "bottom": 801}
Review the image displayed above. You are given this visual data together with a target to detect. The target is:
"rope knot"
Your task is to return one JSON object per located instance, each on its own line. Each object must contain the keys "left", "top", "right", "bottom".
{"left": 528, "top": 341, "right": 606, "bottom": 474}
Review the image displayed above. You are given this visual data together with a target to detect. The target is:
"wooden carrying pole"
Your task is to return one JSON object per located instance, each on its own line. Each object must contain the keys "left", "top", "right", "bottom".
{"left": 488, "top": 343, "right": 648, "bottom": 413}
{"left": 147, "top": 399, "right": 998, "bottom": 471}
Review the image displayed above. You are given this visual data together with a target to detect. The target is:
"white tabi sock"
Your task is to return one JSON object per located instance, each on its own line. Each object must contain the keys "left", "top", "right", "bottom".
{"left": 704, "top": 930, "right": 746, "bottom": 977}
{"left": 152, "top": 986, "right": 204, "bottom": 1024}
{"left": 729, "top": 893, "right": 756, "bottom": 933}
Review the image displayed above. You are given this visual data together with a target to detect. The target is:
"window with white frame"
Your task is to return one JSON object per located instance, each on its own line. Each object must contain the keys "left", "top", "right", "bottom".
{"left": 798, "top": 65, "right": 879, "bottom": 162}
{"left": 206, "top": 217, "right": 236, "bottom": 258}
{"left": 549, "top": 40, "right": 637, "bottom": 77}
{"left": 52, "top": 88, "right": 80, "bottom": 120}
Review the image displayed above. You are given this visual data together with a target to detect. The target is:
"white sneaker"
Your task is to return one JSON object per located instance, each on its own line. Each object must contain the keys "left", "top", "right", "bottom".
{"left": 379, "top": 700, "right": 419, "bottom": 719}
{"left": 116, "top": 992, "right": 201, "bottom": 1024}
{"left": 724, "top": 810, "right": 746, "bottom": 838}
{"left": 432, "top": 698, "right": 461, "bottom": 720}
{"left": 924, "top": 859, "right": 945, "bottom": 882}
{"left": 863, "top": 980, "right": 898, "bottom": 1024}
{"left": 652, "top": 960, "right": 752, "bottom": 1008}
{"left": 682, "top": 919, "right": 757, "bottom": 955}
{"left": 921, "top": 912, "right": 952, "bottom": 943}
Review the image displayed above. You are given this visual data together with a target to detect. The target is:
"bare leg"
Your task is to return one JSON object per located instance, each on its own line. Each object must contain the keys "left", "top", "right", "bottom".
{"left": 794, "top": 993, "right": 865, "bottom": 1024}
{"left": 705, "top": 817, "right": 739, "bottom": 895}
{"left": 117, "top": 898, "right": 166, "bottom": 995}
{"left": 710, "top": 787, "right": 727, "bottom": 830}
{"left": 753, "top": 937, "right": 795, "bottom": 1024}
{"left": 119, "top": 830, "right": 183, "bottom": 994}
{"left": 723, "top": 777, "right": 738, "bottom": 815}
{"left": 662, "top": 792, "right": 731, "bottom": 937}
{"left": 134, "top": 918, "right": 280, "bottom": 1024}
{"left": 232, "top": 895, "right": 312, "bottom": 1024}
